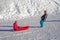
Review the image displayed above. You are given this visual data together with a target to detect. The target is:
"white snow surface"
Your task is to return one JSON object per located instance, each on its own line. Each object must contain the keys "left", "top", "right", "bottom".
{"left": 0, "top": 0, "right": 60, "bottom": 40}
{"left": 0, "top": 0, "right": 60, "bottom": 26}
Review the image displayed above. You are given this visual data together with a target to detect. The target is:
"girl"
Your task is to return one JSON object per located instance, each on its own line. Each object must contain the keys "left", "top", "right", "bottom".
{"left": 13, "top": 20, "right": 29, "bottom": 31}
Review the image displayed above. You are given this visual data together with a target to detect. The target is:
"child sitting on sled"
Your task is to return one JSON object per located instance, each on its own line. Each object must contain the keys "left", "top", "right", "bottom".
{"left": 13, "top": 20, "right": 29, "bottom": 31}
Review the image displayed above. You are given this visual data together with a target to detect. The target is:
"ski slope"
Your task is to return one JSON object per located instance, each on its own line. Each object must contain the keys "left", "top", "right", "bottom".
{"left": 0, "top": 0, "right": 60, "bottom": 40}
{"left": 0, "top": 13, "right": 60, "bottom": 40}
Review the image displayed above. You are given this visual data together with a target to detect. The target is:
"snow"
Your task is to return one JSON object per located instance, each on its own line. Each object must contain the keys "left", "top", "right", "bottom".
{"left": 0, "top": 0, "right": 60, "bottom": 40}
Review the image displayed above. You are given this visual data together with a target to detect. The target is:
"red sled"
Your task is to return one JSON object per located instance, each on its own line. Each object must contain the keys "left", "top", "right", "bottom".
{"left": 14, "top": 26, "right": 29, "bottom": 31}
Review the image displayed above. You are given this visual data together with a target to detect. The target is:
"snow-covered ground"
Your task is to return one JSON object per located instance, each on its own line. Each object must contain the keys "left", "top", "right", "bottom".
{"left": 0, "top": 14, "right": 60, "bottom": 40}
{"left": 0, "top": 0, "right": 60, "bottom": 40}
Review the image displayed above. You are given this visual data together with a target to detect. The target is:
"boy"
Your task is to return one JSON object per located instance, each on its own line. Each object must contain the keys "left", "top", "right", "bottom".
{"left": 40, "top": 10, "right": 47, "bottom": 27}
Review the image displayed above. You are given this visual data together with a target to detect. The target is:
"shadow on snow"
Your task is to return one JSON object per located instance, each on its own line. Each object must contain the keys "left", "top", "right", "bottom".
{"left": 46, "top": 20, "right": 60, "bottom": 22}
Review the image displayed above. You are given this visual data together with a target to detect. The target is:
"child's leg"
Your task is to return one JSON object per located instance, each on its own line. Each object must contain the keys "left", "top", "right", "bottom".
{"left": 40, "top": 20, "right": 44, "bottom": 27}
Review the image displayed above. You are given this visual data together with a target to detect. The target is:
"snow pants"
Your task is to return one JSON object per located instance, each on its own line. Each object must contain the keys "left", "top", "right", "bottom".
{"left": 40, "top": 20, "right": 44, "bottom": 28}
